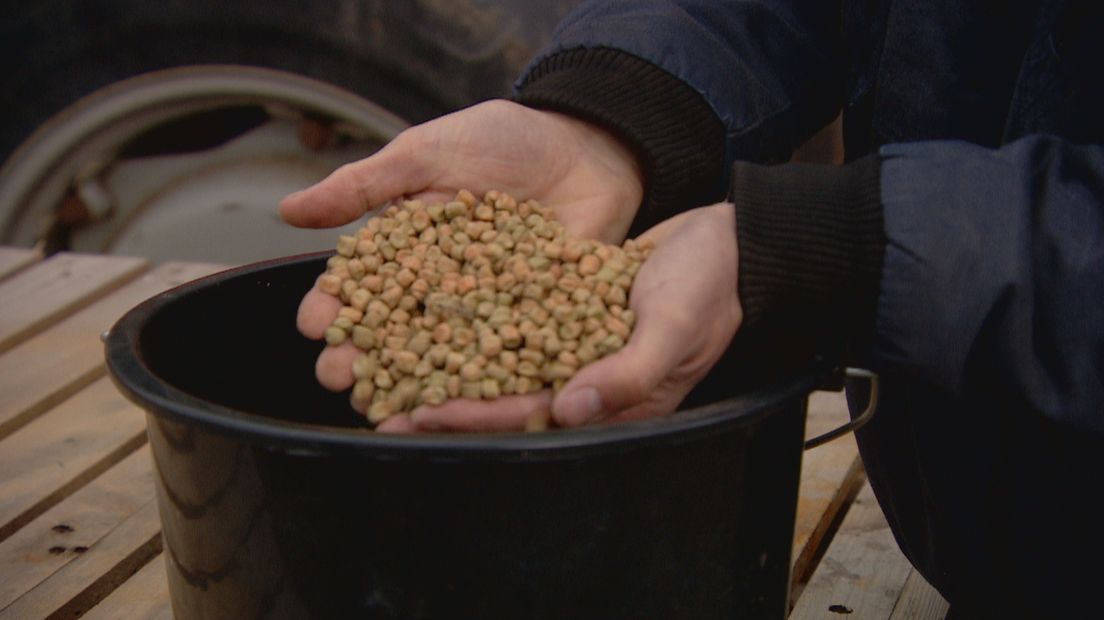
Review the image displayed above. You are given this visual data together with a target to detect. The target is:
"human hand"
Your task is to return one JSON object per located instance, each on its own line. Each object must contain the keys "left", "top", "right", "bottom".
{"left": 401, "top": 203, "right": 742, "bottom": 432}
{"left": 281, "top": 99, "right": 643, "bottom": 240}
{"left": 283, "top": 100, "right": 645, "bottom": 411}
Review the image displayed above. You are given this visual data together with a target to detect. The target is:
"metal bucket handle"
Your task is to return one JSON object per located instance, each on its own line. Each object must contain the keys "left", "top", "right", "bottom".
{"left": 803, "top": 368, "right": 878, "bottom": 450}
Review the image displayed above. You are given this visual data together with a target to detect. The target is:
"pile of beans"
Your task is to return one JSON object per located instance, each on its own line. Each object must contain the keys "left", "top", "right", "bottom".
{"left": 318, "top": 189, "right": 651, "bottom": 425}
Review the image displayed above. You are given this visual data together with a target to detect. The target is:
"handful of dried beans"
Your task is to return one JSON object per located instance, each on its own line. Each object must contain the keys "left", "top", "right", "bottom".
{"left": 318, "top": 189, "right": 651, "bottom": 426}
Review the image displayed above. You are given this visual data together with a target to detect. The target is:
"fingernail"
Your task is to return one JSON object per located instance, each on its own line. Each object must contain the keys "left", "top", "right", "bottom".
{"left": 556, "top": 387, "right": 604, "bottom": 425}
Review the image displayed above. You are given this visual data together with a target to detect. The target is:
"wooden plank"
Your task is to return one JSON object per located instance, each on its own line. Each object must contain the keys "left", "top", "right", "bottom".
{"left": 888, "top": 570, "right": 949, "bottom": 620}
{"left": 0, "top": 252, "right": 147, "bottom": 354}
{"left": 0, "top": 261, "right": 225, "bottom": 440}
{"left": 0, "top": 377, "right": 147, "bottom": 542}
{"left": 0, "top": 446, "right": 154, "bottom": 610}
{"left": 81, "top": 555, "right": 172, "bottom": 620}
{"left": 0, "top": 500, "right": 161, "bottom": 620}
{"left": 0, "top": 247, "right": 40, "bottom": 282}
{"left": 792, "top": 390, "right": 864, "bottom": 586}
{"left": 789, "top": 482, "right": 914, "bottom": 620}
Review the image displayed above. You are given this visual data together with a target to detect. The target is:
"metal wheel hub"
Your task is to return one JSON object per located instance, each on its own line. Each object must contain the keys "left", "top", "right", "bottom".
{"left": 0, "top": 65, "right": 408, "bottom": 263}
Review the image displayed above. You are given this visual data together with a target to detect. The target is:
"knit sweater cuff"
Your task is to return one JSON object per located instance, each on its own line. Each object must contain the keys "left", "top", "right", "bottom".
{"left": 732, "top": 154, "right": 885, "bottom": 349}
{"left": 514, "top": 47, "right": 726, "bottom": 235}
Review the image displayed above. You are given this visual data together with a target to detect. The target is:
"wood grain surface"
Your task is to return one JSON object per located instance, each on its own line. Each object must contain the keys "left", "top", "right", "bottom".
{"left": 0, "top": 253, "right": 146, "bottom": 354}
{"left": 0, "top": 261, "right": 223, "bottom": 440}
{"left": 0, "top": 247, "right": 39, "bottom": 282}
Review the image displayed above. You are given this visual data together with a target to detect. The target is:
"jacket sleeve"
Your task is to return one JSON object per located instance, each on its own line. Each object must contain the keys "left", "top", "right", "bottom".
{"left": 873, "top": 137, "right": 1104, "bottom": 434}
{"left": 730, "top": 136, "right": 1104, "bottom": 434}
{"left": 513, "top": 0, "right": 842, "bottom": 233}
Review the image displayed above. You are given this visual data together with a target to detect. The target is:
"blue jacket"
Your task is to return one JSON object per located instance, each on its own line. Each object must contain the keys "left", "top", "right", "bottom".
{"left": 515, "top": 1, "right": 1104, "bottom": 616}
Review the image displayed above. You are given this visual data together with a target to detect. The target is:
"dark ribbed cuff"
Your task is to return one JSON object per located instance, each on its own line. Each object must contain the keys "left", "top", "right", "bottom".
{"left": 514, "top": 47, "right": 726, "bottom": 235}
{"left": 732, "top": 154, "right": 885, "bottom": 352}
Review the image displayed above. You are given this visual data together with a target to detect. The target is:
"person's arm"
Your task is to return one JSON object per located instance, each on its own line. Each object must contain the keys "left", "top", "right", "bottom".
{"left": 514, "top": 0, "right": 843, "bottom": 234}
{"left": 729, "top": 136, "right": 1104, "bottom": 433}
{"left": 286, "top": 1, "right": 849, "bottom": 429}
{"left": 878, "top": 137, "right": 1103, "bottom": 432}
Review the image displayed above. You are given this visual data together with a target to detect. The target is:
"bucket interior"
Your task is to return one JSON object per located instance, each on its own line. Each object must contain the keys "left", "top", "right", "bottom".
{"left": 137, "top": 255, "right": 361, "bottom": 428}
{"left": 125, "top": 254, "right": 819, "bottom": 436}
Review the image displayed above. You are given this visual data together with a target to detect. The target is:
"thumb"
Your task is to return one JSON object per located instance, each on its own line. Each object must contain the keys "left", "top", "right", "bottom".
{"left": 551, "top": 307, "right": 683, "bottom": 426}
{"left": 279, "top": 135, "right": 435, "bottom": 228}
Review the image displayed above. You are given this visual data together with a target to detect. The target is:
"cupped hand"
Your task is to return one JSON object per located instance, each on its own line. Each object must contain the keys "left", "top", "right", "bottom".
{"left": 404, "top": 203, "right": 743, "bottom": 433}
{"left": 284, "top": 99, "right": 645, "bottom": 412}
{"left": 281, "top": 99, "right": 643, "bottom": 240}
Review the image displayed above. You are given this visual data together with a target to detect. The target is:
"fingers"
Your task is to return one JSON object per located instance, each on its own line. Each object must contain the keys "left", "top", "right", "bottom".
{"left": 315, "top": 342, "right": 358, "bottom": 391}
{"left": 297, "top": 279, "right": 344, "bottom": 339}
{"left": 279, "top": 134, "right": 435, "bottom": 228}
{"left": 301, "top": 277, "right": 355, "bottom": 391}
{"left": 409, "top": 391, "right": 553, "bottom": 432}
{"left": 376, "top": 413, "right": 417, "bottom": 433}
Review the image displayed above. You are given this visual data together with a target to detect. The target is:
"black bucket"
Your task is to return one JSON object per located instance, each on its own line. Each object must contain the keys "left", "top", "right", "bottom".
{"left": 105, "top": 253, "right": 829, "bottom": 619}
